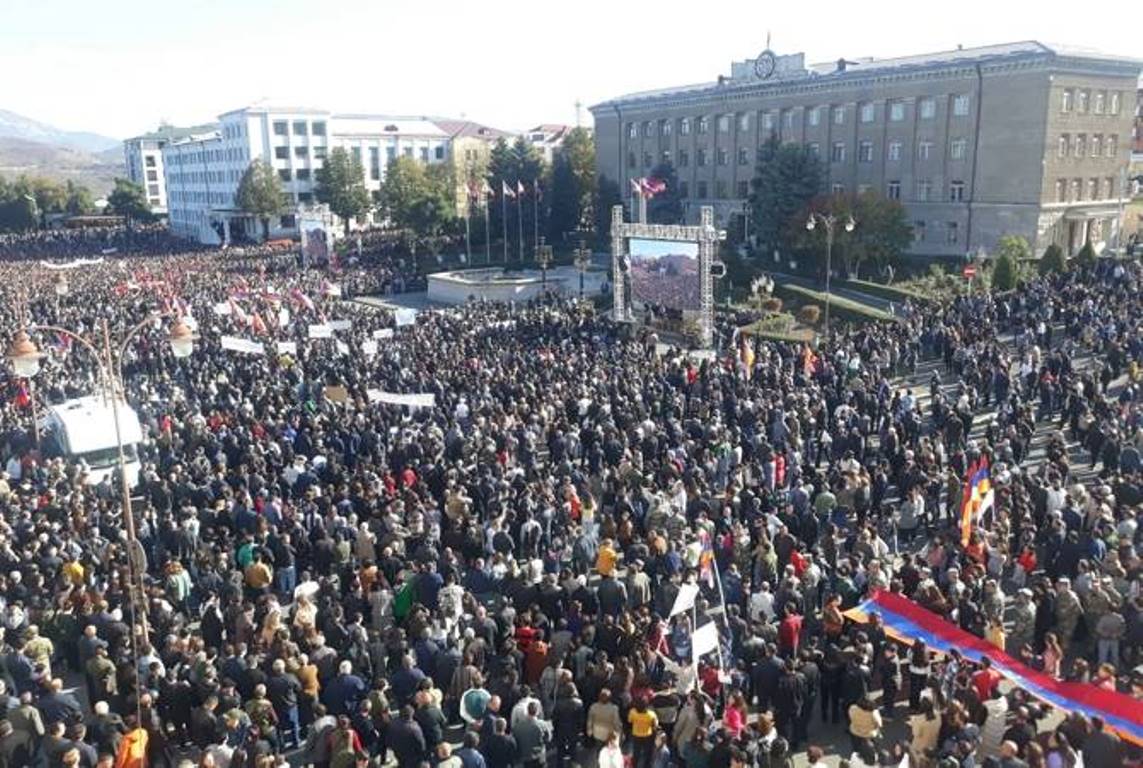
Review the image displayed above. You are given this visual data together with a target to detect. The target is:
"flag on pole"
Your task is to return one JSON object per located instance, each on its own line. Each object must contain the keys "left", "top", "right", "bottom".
{"left": 502, "top": 181, "right": 515, "bottom": 199}
{"left": 228, "top": 297, "right": 250, "bottom": 326}
{"left": 533, "top": 180, "right": 541, "bottom": 199}
{"left": 630, "top": 178, "right": 645, "bottom": 195}
{"left": 739, "top": 336, "right": 755, "bottom": 380}
{"left": 692, "top": 622, "right": 720, "bottom": 661}
{"left": 289, "top": 287, "right": 315, "bottom": 312}
{"left": 697, "top": 530, "right": 716, "bottom": 588}
{"left": 14, "top": 381, "right": 31, "bottom": 409}
{"left": 960, "top": 456, "right": 994, "bottom": 546}
{"left": 481, "top": 180, "right": 493, "bottom": 198}
{"left": 516, "top": 180, "right": 525, "bottom": 196}
{"left": 251, "top": 312, "right": 268, "bottom": 337}
{"left": 643, "top": 177, "right": 667, "bottom": 197}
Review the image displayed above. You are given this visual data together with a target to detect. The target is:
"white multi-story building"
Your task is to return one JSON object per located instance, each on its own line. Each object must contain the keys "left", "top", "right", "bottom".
{"left": 123, "top": 124, "right": 216, "bottom": 215}
{"left": 164, "top": 105, "right": 452, "bottom": 244}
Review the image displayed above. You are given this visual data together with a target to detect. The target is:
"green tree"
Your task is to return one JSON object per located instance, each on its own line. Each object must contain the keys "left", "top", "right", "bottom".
{"left": 379, "top": 156, "right": 426, "bottom": 231}
{"left": 315, "top": 147, "right": 371, "bottom": 236}
{"left": 64, "top": 180, "right": 96, "bottom": 216}
{"left": 379, "top": 158, "right": 457, "bottom": 251}
{"left": 547, "top": 128, "right": 596, "bottom": 241}
{"left": 991, "top": 251, "right": 1017, "bottom": 291}
{"left": 990, "top": 234, "right": 1032, "bottom": 291}
{"left": 749, "top": 135, "right": 822, "bottom": 258}
{"left": 1039, "top": 243, "right": 1067, "bottom": 275}
{"left": 796, "top": 193, "right": 911, "bottom": 278}
{"left": 235, "top": 161, "right": 285, "bottom": 240}
{"left": 646, "top": 161, "right": 684, "bottom": 224}
{"left": 106, "top": 178, "right": 155, "bottom": 228}
{"left": 1074, "top": 240, "right": 1097, "bottom": 270}
{"left": 593, "top": 176, "right": 624, "bottom": 249}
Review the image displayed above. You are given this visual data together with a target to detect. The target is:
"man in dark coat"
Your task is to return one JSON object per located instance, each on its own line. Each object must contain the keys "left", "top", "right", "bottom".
{"left": 385, "top": 706, "right": 426, "bottom": 767}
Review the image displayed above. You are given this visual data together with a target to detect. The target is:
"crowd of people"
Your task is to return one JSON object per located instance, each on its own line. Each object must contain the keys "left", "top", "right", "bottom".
{"left": 0, "top": 225, "right": 1137, "bottom": 768}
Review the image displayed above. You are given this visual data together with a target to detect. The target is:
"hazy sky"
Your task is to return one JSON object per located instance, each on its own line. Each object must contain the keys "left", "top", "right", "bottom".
{"left": 4, "top": 0, "right": 1139, "bottom": 139}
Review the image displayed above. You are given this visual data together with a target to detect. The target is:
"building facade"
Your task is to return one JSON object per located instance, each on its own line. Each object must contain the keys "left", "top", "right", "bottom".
{"left": 123, "top": 124, "right": 216, "bottom": 214}
{"left": 523, "top": 124, "right": 577, "bottom": 164}
{"left": 434, "top": 120, "right": 513, "bottom": 216}
{"left": 163, "top": 106, "right": 453, "bottom": 244}
{"left": 592, "top": 42, "right": 1141, "bottom": 259}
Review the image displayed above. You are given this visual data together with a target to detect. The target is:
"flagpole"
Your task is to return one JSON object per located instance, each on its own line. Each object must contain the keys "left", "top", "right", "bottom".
{"left": 501, "top": 188, "right": 508, "bottom": 265}
{"left": 517, "top": 188, "right": 524, "bottom": 263}
{"left": 709, "top": 548, "right": 729, "bottom": 677}
{"left": 484, "top": 194, "right": 491, "bottom": 266}
{"left": 532, "top": 180, "right": 538, "bottom": 259}
{"left": 464, "top": 196, "right": 472, "bottom": 270}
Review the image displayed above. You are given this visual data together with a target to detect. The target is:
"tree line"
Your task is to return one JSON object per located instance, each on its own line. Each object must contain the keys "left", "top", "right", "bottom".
{"left": 0, "top": 175, "right": 99, "bottom": 232}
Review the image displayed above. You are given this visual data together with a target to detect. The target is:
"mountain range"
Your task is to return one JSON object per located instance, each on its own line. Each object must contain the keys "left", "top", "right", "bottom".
{"left": 0, "top": 109, "right": 123, "bottom": 195}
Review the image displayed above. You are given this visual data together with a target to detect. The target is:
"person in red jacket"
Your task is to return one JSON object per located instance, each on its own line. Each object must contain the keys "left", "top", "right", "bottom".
{"left": 778, "top": 604, "right": 804, "bottom": 657}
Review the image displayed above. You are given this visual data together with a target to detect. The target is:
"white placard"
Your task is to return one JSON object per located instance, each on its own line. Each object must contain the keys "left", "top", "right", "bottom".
{"left": 372, "top": 328, "right": 394, "bottom": 340}
{"left": 182, "top": 315, "right": 198, "bottom": 332}
{"left": 366, "top": 390, "right": 436, "bottom": 409}
{"left": 692, "top": 622, "right": 719, "bottom": 661}
{"left": 307, "top": 324, "right": 333, "bottom": 339}
{"left": 394, "top": 308, "right": 417, "bottom": 327}
{"left": 669, "top": 583, "right": 700, "bottom": 618}
{"left": 278, "top": 308, "right": 290, "bottom": 328}
{"left": 329, "top": 319, "right": 352, "bottom": 331}
{"left": 220, "top": 336, "right": 265, "bottom": 355}
{"left": 335, "top": 341, "right": 350, "bottom": 356}
{"left": 324, "top": 283, "right": 342, "bottom": 297}
{"left": 276, "top": 341, "right": 297, "bottom": 355}
{"left": 212, "top": 302, "right": 231, "bottom": 316}
{"left": 362, "top": 340, "right": 378, "bottom": 357}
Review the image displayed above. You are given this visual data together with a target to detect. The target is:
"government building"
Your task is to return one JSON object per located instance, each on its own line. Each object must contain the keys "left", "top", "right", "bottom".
{"left": 591, "top": 42, "right": 1141, "bottom": 260}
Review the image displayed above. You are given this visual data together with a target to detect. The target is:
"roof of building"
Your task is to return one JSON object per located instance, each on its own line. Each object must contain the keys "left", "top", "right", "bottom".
{"left": 127, "top": 123, "right": 219, "bottom": 143}
{"left": 593, "top": 40, "right": 1143, "bottom": 109}
{"left": 433, "top": 119, "right": 513, "bottom": 140}
{"left": 331, "top": 115, "right": 448, "bottom": 138}
{"left": 219, "top": 104, "right": 330, "bottom": 118}
{"left": 167, "top": 130, "right": 222, "bottom": 148}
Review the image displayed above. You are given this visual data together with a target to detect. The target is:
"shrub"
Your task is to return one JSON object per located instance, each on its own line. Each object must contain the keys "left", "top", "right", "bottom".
{"left": 1039, "top": 244, "right": 1067, "bottom": 275}
{"left": 991, "top": 252, "right": 1017, "bottom": 291}
{"left": 797, "top": 305, "right": 822, "bottom": 325}
{"left": 1074, "top": 241, "right": 1097, "bottom": 271}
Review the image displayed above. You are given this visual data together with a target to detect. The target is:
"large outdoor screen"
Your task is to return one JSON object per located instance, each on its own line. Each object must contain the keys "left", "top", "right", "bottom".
{"left": 627, "top": 238, "right": 700, "bottom": 312}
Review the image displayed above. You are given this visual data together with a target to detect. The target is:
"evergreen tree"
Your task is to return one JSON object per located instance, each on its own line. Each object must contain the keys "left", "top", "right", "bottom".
{"left": 749, "top": 136, "right": 822, "bottom": 258}
{"left": 1074, "top": 240, "right": 1097, "bottom": 271}
{"left": 107, "top": 178, "right": 155, "bottom": 229}
{"left": 1039, "top": 243, "right": 1067, "bottom": 275}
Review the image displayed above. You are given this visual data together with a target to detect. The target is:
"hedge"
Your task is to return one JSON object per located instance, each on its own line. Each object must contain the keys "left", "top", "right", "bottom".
{"left": 843, "top": 279, "right": 930, "bottom": 305}
{"left": 738, "top": 322, "right": 815, "bottom": 343}
{"left": 773, "top": 283, "right": 897, "bottom": 323}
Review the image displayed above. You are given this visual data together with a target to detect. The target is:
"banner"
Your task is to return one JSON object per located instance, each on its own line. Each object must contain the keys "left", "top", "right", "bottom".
{"left": 692, "top": 622, "right": 719, "bottom": 661}
{"left": 212, "top": 302, "right": 231, "bottom": 316}
{"left": 372, "top": 328, "right": 394, "bottom": 340}
{"left": 845, "top": 590, "right": 1143, "bottom": 746}
{"left": 329, "top": 319, "right": 352, "bottom": 331}
{"left": 394, "top": 308, "right": 417, "bottom": 327}
{"left": 278, "top": 308, "right": 290, "bottom": 328}
{"left": 275, "top": 341, "right": 297, "bottom": 355}
{"left": 335, "top": 341, "right": 350, "bottom": 356}
{"left": 669, "top": 583, "right": 700, "bottom": 619}
{"left": 307, "top": 324, "right": 333, "bottom": 339}
{"left": 299, "top": 212, "right": 333, "bottom": 266}
{"left": 40, "top": 257, "right": 105, "bottom": 270}
{"left": 362, "top": 340, "right": 378, "bottom": 357}
{"left": 366, "top": 390, "right": 436, "bottom": 409}
{"left": 220, "top": 336, "right": 265, "bottom": 355}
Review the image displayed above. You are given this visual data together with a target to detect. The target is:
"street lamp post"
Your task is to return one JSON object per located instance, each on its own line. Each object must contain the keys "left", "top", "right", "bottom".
{"left": 6, "top": 310, "right": 195, "bottom": 702}
{"left": 535, "top": 237, "right": 553, "bottom": 290}
{"left": 572, "top": 239, "right": 592, "bottom": 299}
{"left": 806, "top": 212, "right": 855, "bottom": 338}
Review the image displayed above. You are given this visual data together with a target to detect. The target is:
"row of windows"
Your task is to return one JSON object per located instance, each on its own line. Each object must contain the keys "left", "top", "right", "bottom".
{"left": 274, "top": 145, "right": 329, "bottom": 160}
{"left": 1055, "top": 133, "right": 1119, "bottom": 159}
{"left": 271, "top": 120, "right": 328, "bottom": 137}
{"left": 639, "top": 176, "right": 971, "bottom": 204}
{"left": 1053, "top": 177, "right": 1119, "bottom": 203}
{"left": 1060, "top": 89, "right": 1123, "bottom": 116}
{"left": 627, "top": 137, "right": 970, "bottom": 169}
{"left": 170, "top": 190, "right": 233, "bottom": 206}
{"left": 168, "top": 146, "right": 249, "bottom": 166}
{"left": 910, "top": 221, "right": 960, "bottom": 246}
{"left": 626, "top": 95, "right": 970, "bottom": 139}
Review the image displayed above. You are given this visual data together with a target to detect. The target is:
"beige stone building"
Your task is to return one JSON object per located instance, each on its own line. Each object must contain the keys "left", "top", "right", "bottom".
{"left": 434, "top": 120, "right": 513, "bottom": 217}
{"left": 591, "top": 42, "right": 1141, "bottom": 259}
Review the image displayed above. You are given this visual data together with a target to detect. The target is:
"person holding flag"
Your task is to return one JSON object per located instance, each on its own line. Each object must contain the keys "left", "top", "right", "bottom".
{"left": 960, "top": 455, "right": 994, "bottom": 547}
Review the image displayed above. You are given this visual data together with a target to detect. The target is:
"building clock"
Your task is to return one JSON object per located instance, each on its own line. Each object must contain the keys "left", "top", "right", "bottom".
{"left": 754, "top": 50, "right": 777, "bottom": 79}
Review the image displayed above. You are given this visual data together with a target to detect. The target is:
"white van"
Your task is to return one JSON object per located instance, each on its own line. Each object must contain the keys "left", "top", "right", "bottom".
{"left": 42, "top": 396, "right": 144, "bottom": 487}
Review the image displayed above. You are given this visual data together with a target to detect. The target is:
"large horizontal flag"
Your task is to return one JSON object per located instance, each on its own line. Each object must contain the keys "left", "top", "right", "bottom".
{"left": 960, "top": 456, "right": 994, "bottom": 546}
{"left": 845, "top": 590, "right": 1143, "bottom": 746}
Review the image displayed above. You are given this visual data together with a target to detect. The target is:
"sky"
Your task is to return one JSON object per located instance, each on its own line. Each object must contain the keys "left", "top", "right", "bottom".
{"left": 3, "top": 0, "right": 1140, "bottom": 140}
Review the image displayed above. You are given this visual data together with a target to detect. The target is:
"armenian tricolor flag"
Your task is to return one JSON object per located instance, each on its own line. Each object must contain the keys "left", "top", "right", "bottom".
{"left": 697, "top": 529, "right": 716, "bottom": 588}
{"left": 845, "top": 590, "right": 1143, "bottom": 746}
{"left": 959, "top": 455, "right": 994, "bottom": 547}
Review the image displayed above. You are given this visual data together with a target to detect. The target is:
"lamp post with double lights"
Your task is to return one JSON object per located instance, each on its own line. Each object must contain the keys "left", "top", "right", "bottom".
{"left": 572, "top": 239, "right": 592, "bottom": 299}
{"left": 806, "top": 212, "right": 855, "bottom": 337}
{"left": 535, "top": 237, "right": 554, "bottom": 290}
{"left": 6, "top": 305, "right": 196, "bottom": 699}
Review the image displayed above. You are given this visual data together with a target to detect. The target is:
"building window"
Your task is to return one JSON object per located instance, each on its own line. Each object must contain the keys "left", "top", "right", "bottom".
{"left": 950, "top": 138, "right": 967, "bottom": 160}
{"left": 643, "top": 151, "right": 653, "bottom": 167}
{"left": 369, "top": 148, "right": 380, "bottom": 180}
{"left": 145, "top": 155, "right": 156, "bottom": 167}
{"left": 950, "top": 180, "right": 965, "bottom": 202}
{"left": 952, "top": 95, "right": 970, "bottom": 116}
{"left": 278, "top": 169, "right": 291, "bottom": 181}
{"left": 717, "top": 148, "right": 728, "bottom": 166}
{"left": 736, "top": 181, "right": 749, "bottom": 198}
{"left": 889, "top": 101, "right": 905, "bottom": 122}
{"left": 807, "top": 142, "right": 820, "bottom": 159}
{"left": 274, "top": 146, "right": 289, "bottom": 160}
{"left": 661, "top": 150, "right": 671, "bottom": 164}
{"left": 661, "top": 119, "right": 672, "bottom": 136}
{"left": 386, "top": 147, "right": 396, "bottom": 162}
{"left": 1071, "top": 178, "right": 1082, "bottom": 201}
{"left": 273, "top": 121, "right": 288, "bottom": 136}
{"left": 1061, "top": 89, "right": 1073, "bottom": 113}
{"left": 888, "top": 141, "right": 902, "bottom": 161}
{"left": 696, "top": 181, "right": 708, "bottom": 198}
{"left": 296, "top": 168, "right": 311, "bottom": 181}
{"left": 809, "top": 106, "right": 821, "bottom": 126}
{"left": 435, "top": 146, "right": 445, "bottom": 160}
{"left": 1074, "top": 134, "right": 1085, "bottom": 157}
{"left": 698, "top": 116, "right": 709, "bottom": 134}
{"left": 1109, "top": 92, "right": 1120, "bottom": 115}
{"left": 946, "top": 221, "right": 959, "bottom": 244}
{"left": 738, "top": 113, "right": 749, "bottom": 132}
{"left": 678, "top": 149, "right": 689, "bottom": 167}
{"left": 1104, "top": 177, "right": 1114, "bottom": 199}
{"left": 643, "top": 121, "right": 654, "bottom": 137}
{"left": 916, "top": 179, "right": 932, "bottom": 201}
{"left": 858, "top": 141, "right": 873, "bottom": 163}
{"left": 830, "top": 142, "right": 846, "bottom": 162}
{"left": 420, "top": 147, "right": 429, "bottom": 162}
{"left": 1091, "top": 135, "right": 1101, "bottom": 157}
{"left": 697, "top": 149, "right": 707, "bottom": 166}
{"left": 860, "top": 102, "right": 876, "bottom": 123}
{"left": 831, "top": 183, "right": 845, "bottom": 196}
{"left": 1056, "top": 179, "right": 1067, "bottom": 202}
{"left": 627, "top": 152, "right": 636, "bottom": 168}
{"left": 919, "top": 98, "right": 936, "bottom": 120}
{"left": 351, "top": 147, "right": 362, "bottom": 163}
{"left": 857, "top": 184, "right": 871, "bottom": 195}
{"left": 1088, "top": 178, "right": 1098, "bottom": 200}
{"left": 291, "top": 146, "right": 307, "bottom": 159}
{"left": 147, "top": 184, "right": 159, "bottom": 196}
{"left": 1093, "top": 91, "right": 1105, "bottom": 114}
{"left": 1107, "top": 134, "right": 1117, "bottom": 157}
{"left": 1077, "top": 89, "right": 1088, "bottom": 113}
{"left": 918, "top": 141, "right": 933, "bottom": 160}
{"left": 627, "top": 123, "right": 637, "bottom": 139}
{"left": 292, "top": 120, "right": 308, "bottom": 136}
{"left": 782, "top": 110, "right": 794, "bottom": 134}
{"left": 832, "top": 106, "right": 845, "bottom": 125}
{"left": 914, "top": 221, "right": 926, "bottom": 243}
{"left": 280, "top": 214, "right": 296, "bottom": 229}
{"left": 761, "top": 112, "right": 774, "bottom": 132}
{"left": 1058, "top": 135, "right": 1069, "bottom": 159}
{"left": 314, "top": 146, "right": 327, "bottom": 159}
{"left": 679, "top": 181, "right": 689, "bottom": 198}
{"left": 146, "top": 170, "right": 158, "bottom": 182}
{"left": 887, "top": 180, "right": 901, "bottom": 199}
{"left": 679, "top": 118, "right": 691, "bottom": 135}
{"left": 717, "top": 115, "right": 730, "bottom": 133}
{"left": 737, "top": 148, "right": 749, "bottom": 165}
{"left": 312, "top": 122, "right": 326, "bottom": 136}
